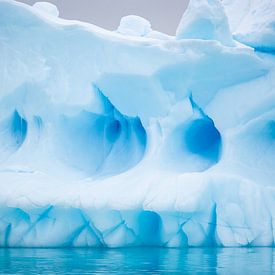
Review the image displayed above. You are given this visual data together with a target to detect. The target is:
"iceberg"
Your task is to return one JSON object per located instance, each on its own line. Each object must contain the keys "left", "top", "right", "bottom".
{"left": 0, "top": 0, "right": 274, "bottom": 247}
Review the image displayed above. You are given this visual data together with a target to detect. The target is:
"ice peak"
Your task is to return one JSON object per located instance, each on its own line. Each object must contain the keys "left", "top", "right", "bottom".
{"left": 176, "top": 0, "right": 234, "bottom": 46}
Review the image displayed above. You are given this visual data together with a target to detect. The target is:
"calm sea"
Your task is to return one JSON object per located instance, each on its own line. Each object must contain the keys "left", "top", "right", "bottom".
{"left": 0, "top": 247, "right": 274, "bottom": 274}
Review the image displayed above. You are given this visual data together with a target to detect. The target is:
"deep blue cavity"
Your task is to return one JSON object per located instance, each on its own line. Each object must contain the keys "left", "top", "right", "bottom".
{"left": 184, "top": 118, "right": 221, "bottom": 160}
{"left": 267, "top": 120, "right": 275, "bottom": 139}
{"left": 134, "top": 118, "right": 147, "bottom": 147}
{"left": 11, "top": 111, "right": 27, "bottom": 146}
{"left": 105, "top": 120, "right": 121, "bottom": 142}
{"left": 0, "top": 248, "right": 274, "bottom": 274}
{"left": 138, "top": 211, "right": 161, "bottom": 245}
{"left": 254, "top": 47, "right": 275, "bottom": 54}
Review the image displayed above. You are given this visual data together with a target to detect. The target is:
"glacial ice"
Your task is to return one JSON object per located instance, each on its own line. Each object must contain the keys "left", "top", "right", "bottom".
{"left": 117, "top": 15, "right": 152, "bottom": 37}
{"left": 176, "top": 0, "right": 234, "bottom": 46}
{"left": 223, "top": 0, "right": 275, "bottom": 52}
{"left": 0, "top": 0, "right": 274, "bottom": 247}
{"left": 33, "top": 1, "right": 59, "bottom": 17}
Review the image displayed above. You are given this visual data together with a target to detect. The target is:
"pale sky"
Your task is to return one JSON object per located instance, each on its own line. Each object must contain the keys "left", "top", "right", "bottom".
{"left": 17, "top": 0, "right": 189, "bottom": 35}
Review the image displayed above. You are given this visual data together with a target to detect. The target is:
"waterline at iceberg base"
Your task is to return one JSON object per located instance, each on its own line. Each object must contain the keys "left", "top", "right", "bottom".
{"left": 0, "top": 0, "right": 275, "bottom": 247}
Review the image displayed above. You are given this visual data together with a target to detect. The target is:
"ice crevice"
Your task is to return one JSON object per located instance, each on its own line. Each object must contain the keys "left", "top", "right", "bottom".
{"left": 2, "top": 200, "right": 274, "bottom": 247}
{"left": 0, "top": 0, "right": 275, "bottom": 247}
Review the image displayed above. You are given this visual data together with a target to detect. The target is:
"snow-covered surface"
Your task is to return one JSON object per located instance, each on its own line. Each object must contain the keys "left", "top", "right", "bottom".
{"left": 117, "top": 15, "right": 152, "bottom": 37}
{"left": 0, "top": 0, "right": 274, "bottom": 247}
{"left": 33, "top": 1, "right": 59, "bottom": 17}
{"left": 176, "top": 0, "right": 234, "bottom": 46}
{"left": 223, "top": 0, "right": 275, "bottom": 51}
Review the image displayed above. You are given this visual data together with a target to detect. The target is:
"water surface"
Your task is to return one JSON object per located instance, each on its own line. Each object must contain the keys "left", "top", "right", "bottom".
{"left": 0, "top": 247, "right": 274, "bottom": 274}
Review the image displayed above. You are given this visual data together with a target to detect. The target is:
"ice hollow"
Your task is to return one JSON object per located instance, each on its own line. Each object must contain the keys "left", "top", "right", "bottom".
{"left": 0, "top": 0, "right": 275, "bottom": 247}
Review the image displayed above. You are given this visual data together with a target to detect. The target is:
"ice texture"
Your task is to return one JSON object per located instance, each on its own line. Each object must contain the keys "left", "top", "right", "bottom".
{"left": 33, "top": 1, "right": 59, "bottom": 17}
{"left": 0, "top": 0, "right": 274, "bottom": 247}
{"left": 176, "top": 0, "right": 234, "bottom": 46}
{"left": 117, "top": 15, "right": 152, "bottom": 37}
{"left": 223, "top": 0, "right": 275, "bottom": 52}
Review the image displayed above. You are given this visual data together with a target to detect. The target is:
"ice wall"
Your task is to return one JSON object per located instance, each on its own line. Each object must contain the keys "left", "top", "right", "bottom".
{"left": 0, "top": 0, "right": 274, "bottom": 247}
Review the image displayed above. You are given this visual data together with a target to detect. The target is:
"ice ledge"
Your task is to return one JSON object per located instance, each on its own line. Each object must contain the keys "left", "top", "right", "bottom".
{"left": 0, "top": 171, "right": 275, "bottom": 247}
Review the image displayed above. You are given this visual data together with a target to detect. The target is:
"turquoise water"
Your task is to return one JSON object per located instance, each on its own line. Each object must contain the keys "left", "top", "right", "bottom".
{"left": 0, "top": 247, "right": 274, "bottom": 274}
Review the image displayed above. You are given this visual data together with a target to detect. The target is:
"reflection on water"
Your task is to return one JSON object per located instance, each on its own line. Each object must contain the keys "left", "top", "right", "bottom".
{"left": 0, "top": 247, "right": 274, "bottom": 274}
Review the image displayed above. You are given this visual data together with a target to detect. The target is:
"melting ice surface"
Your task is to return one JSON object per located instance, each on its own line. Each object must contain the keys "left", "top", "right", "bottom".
{"left": 0, "top": 0, "right": 274, "bottom": 247}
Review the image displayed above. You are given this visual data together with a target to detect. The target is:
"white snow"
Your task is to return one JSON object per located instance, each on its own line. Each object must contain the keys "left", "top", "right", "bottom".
{"left": 117, "top": 15, "right": 152, "bottom": 37}
{"left": 223, "top": 0, "right": 275, "bottom": 51}
{"left": 176, "top": 0, "right": 234, "bottom": 46}
{"left": 33, "top": 1, "right": 59, "bottom": 17}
